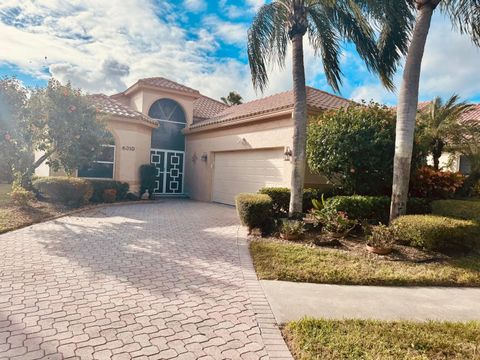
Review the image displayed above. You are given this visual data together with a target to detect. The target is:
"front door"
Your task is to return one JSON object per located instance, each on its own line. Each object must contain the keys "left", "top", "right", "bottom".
{"left": 150, "top": 149, "right": 185, "bottom": 195}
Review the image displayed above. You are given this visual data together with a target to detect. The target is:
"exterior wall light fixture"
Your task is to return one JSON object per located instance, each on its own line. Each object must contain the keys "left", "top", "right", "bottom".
{"left": 284, "top": 146, "right": 292, "bottom": 161}
{"left": 201, "top": 153, "right": 208, "bottom": 162}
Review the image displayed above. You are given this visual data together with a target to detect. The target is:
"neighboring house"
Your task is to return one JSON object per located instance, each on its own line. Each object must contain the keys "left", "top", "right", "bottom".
{"left": 422, "top": 103, "right": 480, "bottom": 174}
{"left": 36, "top": 77, "right": 350, "bottom": 205}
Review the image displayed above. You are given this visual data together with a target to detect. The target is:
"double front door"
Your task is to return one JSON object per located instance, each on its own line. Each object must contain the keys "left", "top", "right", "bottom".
{"left": 150, "top": 149, "right": 185, "bottom": 195}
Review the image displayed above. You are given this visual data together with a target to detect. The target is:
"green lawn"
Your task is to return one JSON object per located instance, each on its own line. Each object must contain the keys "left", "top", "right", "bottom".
{"left": 283, "top": 318, "right": 480, "bottom": 360}
{"left": 0, "top": 183, "right": 11, "bottom": 206}
{"left": 250, "top": 240, "right": 480, "bottom": 287}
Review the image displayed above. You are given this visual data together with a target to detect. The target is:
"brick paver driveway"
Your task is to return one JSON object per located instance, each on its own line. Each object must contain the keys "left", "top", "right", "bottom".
{"left": 0, "top": 200, "right": 290, "bottom": 360}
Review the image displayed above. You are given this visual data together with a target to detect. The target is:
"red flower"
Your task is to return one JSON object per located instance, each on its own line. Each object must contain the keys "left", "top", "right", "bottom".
{"left": 68, "top": 105, "right": 77, "bottom": 113}
{"left": 4, "top": 133, "right": 11, "bottom": 141}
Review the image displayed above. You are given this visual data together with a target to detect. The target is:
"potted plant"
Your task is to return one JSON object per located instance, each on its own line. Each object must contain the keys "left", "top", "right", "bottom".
{"left": 321, "top": 210, "right": 357, "bottom": 238}
{"left": 366, "top": 224, "right": 396, "bottom": 255}
{"left": 279, "top": 219, "right": 305, "bottom": 241}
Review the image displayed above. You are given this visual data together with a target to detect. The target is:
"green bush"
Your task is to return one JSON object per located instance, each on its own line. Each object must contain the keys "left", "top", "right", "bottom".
{"left": 235, "top": 193, "right": 273, "bottom": 234}
{"left": 322, "top": 196, "right": 430, "bottom": 224}
{"left": 431, "top": 200, "right": 480, "bottom": 221}
{"left": 258, "top": 187, "right": 323, "bottom": 217}
{"left": 33, "top": 176, "right": 93, "bottom": 207}
{"left": 392, "top": 215, "right": 480, "bottom": 252}
{"left": 10, "top": 186, "right": 36, "bottom": 207}
{"left": 88, "top": 180, "right": 129, "bottom": 203}
{"left": 140, "top": 164, "right": 156, "bottom": 199}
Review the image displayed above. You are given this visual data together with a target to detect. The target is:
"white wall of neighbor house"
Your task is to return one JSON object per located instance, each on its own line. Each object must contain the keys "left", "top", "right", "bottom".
{"left": 427, "top": 153, "right": 460, "bottom": 172}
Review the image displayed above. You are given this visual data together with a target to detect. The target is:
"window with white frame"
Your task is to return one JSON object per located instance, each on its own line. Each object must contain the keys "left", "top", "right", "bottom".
{"left": 78, "top": 132, "right": 115, "bottom": 179}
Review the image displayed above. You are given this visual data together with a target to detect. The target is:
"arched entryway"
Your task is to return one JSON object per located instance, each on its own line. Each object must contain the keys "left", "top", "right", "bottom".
{"left": 149, "top": 99, "right": 185, "bottom": 195}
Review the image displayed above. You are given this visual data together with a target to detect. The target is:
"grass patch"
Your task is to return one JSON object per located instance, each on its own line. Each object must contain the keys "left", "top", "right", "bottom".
{"left": 250, "top": 240, "right": 480, "bottom": 286}
{"left": 0, "top": 184, "right": 72, "bottom": 234}
{"left": 283, "top": 318, "right": 480, "bottom": 360}
{"left": 0, "top": 183, "right": 11, "bottom": 206}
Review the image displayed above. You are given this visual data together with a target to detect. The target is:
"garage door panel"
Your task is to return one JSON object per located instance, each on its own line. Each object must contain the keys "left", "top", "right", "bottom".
{"left": 212, "top": 148, "right": 286, "bottom": 205}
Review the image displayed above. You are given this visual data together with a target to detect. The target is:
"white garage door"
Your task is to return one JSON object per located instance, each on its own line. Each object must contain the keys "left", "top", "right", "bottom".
{"left": 212, "top": 148, "right": 286, "bottom": 205}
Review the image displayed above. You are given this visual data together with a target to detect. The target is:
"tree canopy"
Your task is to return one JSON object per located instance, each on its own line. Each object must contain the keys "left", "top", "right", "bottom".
{"left": 221, "top": 91, "right": 243, "bottom": 106}
{"left": 0, "top": 78, "right": 108, "bottom": 187}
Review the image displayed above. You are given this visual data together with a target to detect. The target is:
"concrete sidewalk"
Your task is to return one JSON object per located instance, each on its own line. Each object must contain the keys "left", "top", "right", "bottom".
{"left": 261, "top": 280, "right": 480, "bottom": 323}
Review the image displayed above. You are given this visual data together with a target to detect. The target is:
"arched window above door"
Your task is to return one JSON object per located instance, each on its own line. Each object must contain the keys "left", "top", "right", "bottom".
{"left": 148, "top": 99, "right": 186, "bottom": 124}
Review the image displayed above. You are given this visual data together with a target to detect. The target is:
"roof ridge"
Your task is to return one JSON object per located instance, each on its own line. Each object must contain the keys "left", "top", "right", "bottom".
{"left": 305, "top": 86, "right": 351, "bottom": 102}
{"left": 139, "top": 76, "right": 200, "bottom": 94}
{"left": 197, "top": 93, "right": 230, "bottom": 107}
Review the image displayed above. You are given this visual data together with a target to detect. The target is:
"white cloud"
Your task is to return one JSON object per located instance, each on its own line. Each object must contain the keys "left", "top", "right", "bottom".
{"left": 202, "top": 15, "right": 248, "bottom": 46}
{"left": 350, "top": 13, "right": 480, "bottom": 104}
{"left": 183, "top": 0, "right": 206, "bottom": 13}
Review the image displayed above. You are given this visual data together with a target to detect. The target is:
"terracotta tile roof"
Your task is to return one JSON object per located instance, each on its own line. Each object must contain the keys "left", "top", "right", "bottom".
{"left": 193, "top": 95, "right": 230, "bottom": 122}
{"left": 190, "top": 87, "right": 352, "bottom": 129}
{"left": 90, "top": 94, "right": 157, "bottom": 126}
{"left": 139, "top": 77, "right": 200, "bottom": 95}
{"left": 461, "top": 104, "right": 480, "bottom": 122}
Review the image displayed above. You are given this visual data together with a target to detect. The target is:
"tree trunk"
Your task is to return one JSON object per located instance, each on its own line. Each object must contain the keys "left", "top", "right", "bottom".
{"left": 432, "top": 140, "right": 443, "bottom": 170}
{"left": 21, "top": 150, "right": 54, "bottom": 189}
{"left": 390, "top": 4, "right": 436, "bottom": 223}
{"left": 289, "top": 34, "right": 308, "bottom": 217}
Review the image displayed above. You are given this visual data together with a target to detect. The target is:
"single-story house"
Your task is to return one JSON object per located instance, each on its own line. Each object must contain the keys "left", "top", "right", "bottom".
{"left": 36, "top": 77, "right": 351, "bottom": 205}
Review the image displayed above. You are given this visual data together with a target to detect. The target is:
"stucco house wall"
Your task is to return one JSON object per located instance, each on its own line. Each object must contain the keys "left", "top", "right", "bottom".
{"left": 185, "top": 114, "right": 294, "bottom": 202}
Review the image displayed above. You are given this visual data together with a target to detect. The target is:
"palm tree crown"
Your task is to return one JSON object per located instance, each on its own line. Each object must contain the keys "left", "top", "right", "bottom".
{"left": 417, "top": 95, "right": 473, "bottom": 169}
{"left": 247, "top": 0, "right": 413, "bottom": 93}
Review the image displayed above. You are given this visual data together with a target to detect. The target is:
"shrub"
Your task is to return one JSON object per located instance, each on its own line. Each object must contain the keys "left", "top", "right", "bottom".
{"left": 140, "top": 164, "right": 156, "bottom": 199}
{"left": 33, "top": 177, "right": 93, "bottom": 207}
{"left": 392, "top": 215, "right": 480, "bottom": 252}
{"left": 410, "top": 167, "right": 465, "bottom": 199}
{"left": 367, "top": 224, "right": 397, "bottom": 248}
{"left": 258, "top": 187, "right": 323, "bottom": 217}
{"left": 235, "top": 193, "right": 273, "bottom": 234}
{"left": 307, "top": 104, "right": 397, "bottom": 195}
{"left": 88, "top": 180, "right": 129, "bottom": 203}
{"left": 278, "top": 219, "right": 305, "bottom": 240}
{"left": 322, "top": 195, "right": 431, "bottom": 224}
{"left": 10, "top": 186, "right": 35, "bottom": 207}
{"left": 103, "top": 189, "right": 117, "bottom": 203}
{"left": 431, "top": 200, "right": 480, "bottom": 221}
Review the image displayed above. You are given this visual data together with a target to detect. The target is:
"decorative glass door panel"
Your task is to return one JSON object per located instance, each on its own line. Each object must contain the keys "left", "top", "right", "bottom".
{"left": 150, "top": 149, "right": 184, "bottom": 195}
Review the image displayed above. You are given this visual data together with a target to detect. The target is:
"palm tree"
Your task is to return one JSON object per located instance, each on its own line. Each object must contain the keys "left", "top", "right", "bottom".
{"left": 248, "top": 0, "right": 412, "bottom": 216}
{"left": 390, "top": 0, "right": 480, "bottom": 222}
{"left": 221, "top": 91, "right": 243, "bottom": 106}
{"left": 417, "top": 95, "right": 473, "bottom": 170}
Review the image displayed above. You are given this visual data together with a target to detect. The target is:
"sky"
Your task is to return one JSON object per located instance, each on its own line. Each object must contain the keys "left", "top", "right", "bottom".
{"left": 0, "top": 0, "right": 479, "bottom": 105}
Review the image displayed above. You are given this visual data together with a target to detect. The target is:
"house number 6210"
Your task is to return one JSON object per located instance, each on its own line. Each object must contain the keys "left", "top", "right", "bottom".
{"left": 122, "top": 146, "right": 136, "bottom": 151}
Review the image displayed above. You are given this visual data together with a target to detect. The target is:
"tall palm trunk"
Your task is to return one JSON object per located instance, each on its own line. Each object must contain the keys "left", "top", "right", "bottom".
{"left": 390, "top": 2, "right": 437, "bottom": 223}
{"left": 289, "top": 34, "right": 308, "bottom": 216}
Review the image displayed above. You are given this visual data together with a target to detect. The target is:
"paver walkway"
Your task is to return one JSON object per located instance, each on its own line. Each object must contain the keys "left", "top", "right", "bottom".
{"left": 0, "top": 200, "right": 291, "bottom": 360}
{"left": 262, "top": 280, "right": 480, "bottom": 323}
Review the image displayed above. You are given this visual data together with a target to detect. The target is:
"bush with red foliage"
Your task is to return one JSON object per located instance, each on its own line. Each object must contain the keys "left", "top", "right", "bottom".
{"left": 410, "top": 167, "right": 465, "bottom": 199}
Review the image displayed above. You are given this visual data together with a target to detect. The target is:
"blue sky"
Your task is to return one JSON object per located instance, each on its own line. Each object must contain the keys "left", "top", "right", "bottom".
{"left": 1, "top": 0, "right": 479, "bottom": 104}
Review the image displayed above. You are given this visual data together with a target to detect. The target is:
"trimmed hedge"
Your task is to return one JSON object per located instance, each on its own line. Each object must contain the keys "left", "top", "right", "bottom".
{"left": 258, "top": 187, "right": 323, "bottom": 217}
{"left": 33, "top": 177, "right": 93, "bottom": 207}
{"left": 235, "top": 193, "right": 273, "bottom": 233}
{"left": 322, "top": 196, "right": 430, "bottom": 224}
{"left": 393, "top": 215, "right": 480, "bottom": 253}
{"left": 88, "top": 180, "right": 129, "bottom": 203}
{"left": 431, "top": 200, "right": 480, "bottom": 222}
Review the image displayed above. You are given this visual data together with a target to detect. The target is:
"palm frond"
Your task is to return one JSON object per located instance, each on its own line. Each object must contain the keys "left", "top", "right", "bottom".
{"left": 441, "top": 0, "right": 480, "bottom": 46}
{"left": 247, "top": 2, "right": 289, "bottom": 92}
{"left": 306, "top": 6, "right": 343, "bottom": 92}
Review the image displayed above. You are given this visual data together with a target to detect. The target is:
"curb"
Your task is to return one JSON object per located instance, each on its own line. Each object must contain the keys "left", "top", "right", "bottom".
{"left": 236, "top": 227, "right": 294, "bottom": 360}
